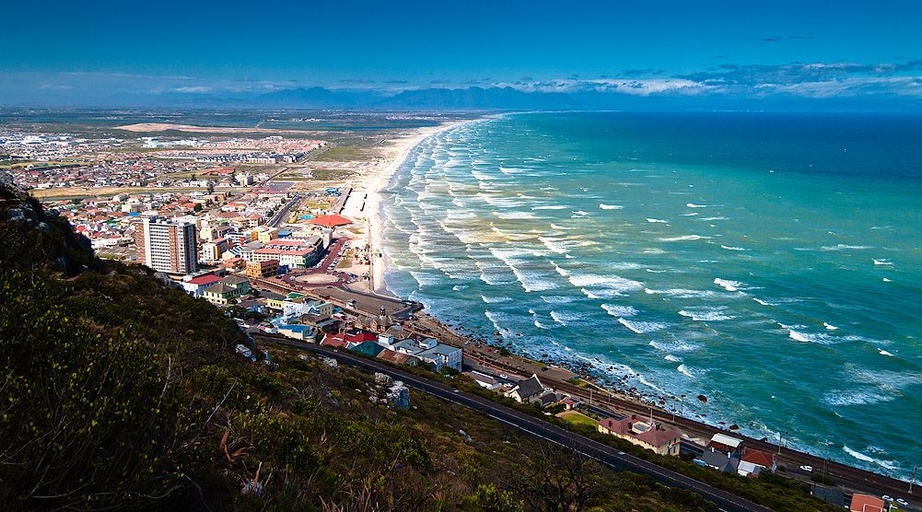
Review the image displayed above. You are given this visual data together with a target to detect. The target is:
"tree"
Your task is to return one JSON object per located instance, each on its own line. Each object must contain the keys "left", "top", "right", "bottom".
{"left": 513, "top": 442, "right": 610, "bottom": 512}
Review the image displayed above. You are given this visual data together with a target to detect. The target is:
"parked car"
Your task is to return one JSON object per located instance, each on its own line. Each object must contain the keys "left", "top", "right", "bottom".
{"left": 896, "top": 498, "right": 909, "bottom": 507}
{"left": 799, "top": 465, "right": 813, "bottom": 472}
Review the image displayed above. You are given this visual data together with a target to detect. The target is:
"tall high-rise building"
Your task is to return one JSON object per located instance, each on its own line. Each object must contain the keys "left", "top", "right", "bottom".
{"left": 133, "top": 217, "right": 198, "bottom": 274}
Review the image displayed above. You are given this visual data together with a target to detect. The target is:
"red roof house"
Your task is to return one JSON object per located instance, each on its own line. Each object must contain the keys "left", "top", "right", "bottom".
{"left": 309, "top": 214, "right": 352, "bottom": 228}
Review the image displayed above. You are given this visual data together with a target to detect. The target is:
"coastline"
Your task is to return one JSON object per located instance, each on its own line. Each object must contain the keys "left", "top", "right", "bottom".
{"left": 343, "top": 119, "right": 472, "bottom": 294}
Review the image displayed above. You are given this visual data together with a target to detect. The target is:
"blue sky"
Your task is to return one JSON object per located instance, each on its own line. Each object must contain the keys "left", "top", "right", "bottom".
{"left": 3, "top": 0, "right": 922, "bottom": 107}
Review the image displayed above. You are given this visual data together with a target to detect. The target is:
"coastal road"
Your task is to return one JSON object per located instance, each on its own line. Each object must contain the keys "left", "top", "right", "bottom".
{"left": 268, "top": 193, "right": 303, "bottom": 227}
{"left": 464, "top": 349, "right": 917, "bottom": 504}
{"left": 254, "top": 335, "right": 772, "bottom": 512}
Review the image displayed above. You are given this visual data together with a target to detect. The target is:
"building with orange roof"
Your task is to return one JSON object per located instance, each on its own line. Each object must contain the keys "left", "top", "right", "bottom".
{"left": 849, "top": 494, "right": 885, "bottom": 512}
{"left": 309, "top": 214, "right": 352, "bottom": 228}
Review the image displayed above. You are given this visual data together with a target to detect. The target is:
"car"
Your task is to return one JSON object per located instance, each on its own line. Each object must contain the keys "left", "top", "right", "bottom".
{"left": 896, "top": 498, "right": 909, "bottom": 507}
{"left": 882, "top": 495, "right": 893, "bottom": 502}
{"left": 799, "top": 465, "right": 813, "bottom": 472}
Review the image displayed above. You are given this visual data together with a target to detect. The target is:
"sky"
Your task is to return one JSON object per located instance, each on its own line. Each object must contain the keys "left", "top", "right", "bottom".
{"left": 2, "top": 0, "right": 922, "bottom": 108}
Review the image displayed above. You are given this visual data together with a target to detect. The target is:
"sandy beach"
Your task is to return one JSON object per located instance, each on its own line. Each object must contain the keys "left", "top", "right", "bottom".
{"left": 340, "top": 120, "right": 470, "bottom": 293}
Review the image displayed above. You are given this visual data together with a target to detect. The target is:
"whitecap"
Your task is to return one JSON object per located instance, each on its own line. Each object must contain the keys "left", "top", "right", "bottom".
{"left": 821, "top": 244, "right": 873, "bottom": 251}
{"left": 646, "top": 218, "right": 668, "bottom": 223}
{"left": 618, "top": 317, "right": 669, "bottom": 334}
{"left": 599, "top": 203, "right": 623, "bottom": 210}
{"left": 824, "top": 391, "right": 896, "bottom": 407}
{"left": 645, "top": 288, "right": 717, "bottom": 299}
{"left": 878, "top": 348, "right": 894, "bottom": 357}
{"left": 659, "top": 234, "right": 711, "bottom": 242}
{"left": 601, "top": 304, "right": 638, "bottom": 317}
{"left": 495, "top": 211, "right": 537, "bottom": 220}
{"left": 713, "top": 278, "right": 742, "bottom": 292}
{"left": 550, "top": 223, "right": 570, "bottom": 230}
{"left": 534, "top": 320, "right": 551, "bottom": 330}
{"left": 873, "top": 258, "right": 893, "bottom": 266}
{"left": 883, "top": 278, "right": 892, "bottom": 283}
{"left": 720, "top": 245, "right": 746, "bottom": 251}
{"left": 686, "top": 203, "right": 707, "bottom": 208}
{"left": 677, "top": 364, "right": 694, "bottom": 378}
{"left": 541, "top": 295, "right": 577, "bottom": 304}
{"left": 823, "top": 322, "right": 839, "bottom": 331}
{"left": 539, "top": 236, "right": 569, "bottom": 255}
{"left": 664, "top": 354, "right": 682, "bottom": 362}
{"left": 843, "top": 445, "right": 900, "bottom": 471}
{"left": 752, "top": 297, "right": 777, "bottom": 306}
{"left": 551, "top": 310, "right": 586, "bottom": 326}
{"left": 481, "top": 295, "right": 512, "bottom": 304}
{"left": 511, "top": 267, "right": 559, "bottom": 293}
{"left": 678, "top": 308, "right": 735, "bottom": 322}
{"left": 570, "top": 274, "right": 643, "bottom": 298}
{"left": 571, "top": 210, "right": 590, "bottom": 217}
{"left": 701, "top": 216, "right": 727, "bottom": 221}
{"left": 532, "top": 205, "right": 567, "bottom": 210}
{"left": 409, "top": 271, "right": 441, "bottom": 287}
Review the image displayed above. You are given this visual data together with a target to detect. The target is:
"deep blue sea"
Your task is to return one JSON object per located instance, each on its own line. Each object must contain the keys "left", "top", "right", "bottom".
{"left": 379, "top": 112, "right": 922, "bottom": 480}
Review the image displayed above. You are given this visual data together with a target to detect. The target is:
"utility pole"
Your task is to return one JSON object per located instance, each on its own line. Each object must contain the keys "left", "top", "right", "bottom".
{"left": 777, "top": 431, "right": 785, "bottom": 454}
{"left": 911, "top": 465, "right": 917, "bottom": 494}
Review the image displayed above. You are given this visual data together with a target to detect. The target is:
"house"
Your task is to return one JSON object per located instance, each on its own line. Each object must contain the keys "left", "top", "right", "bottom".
{"left": 181, "top": 273, "right": 222, "bottom": 297}
{"left": 202, "top": 282, "right": 239, "bottom": 305}
{"left": 504, "top": 374, "right": 546, "bottom": 403}
{"left": 849, "top": 494, "right": 885, "bottom": 512}
{"left": 277, "top": 324, "right": 316, "bottom": 341}
{"left": 708, "top": 433, "right": 744, "bottom": 454}
{"left": 700, "top": 448, "right": 740, "bottom": 473}
{"left": 811, "top": 487, "right": 846, "bottom": 508}
{"left": 597, "top": 415, "right": 681, "bottom": 456}
{"left": 738, "top": 449, "right": 775, "bottom": 477}
{"left": 377, "top": 349, "right": 419, "bottom": 366}
{"left": 322, "top": 329, "right": 377, "bottom": 348}
{"left": 465, "top": 370, "right": 502, "bottom": 390}
{"left": 417, "top": 343, "right": 463, "bottom": 372}
{"left": 350, "top": 341, "right": 385, "bottom": 358}
{"left": 221, "top": 275, "right": 251, "bottom": 295}
{"left": 201, "top": 275, "right": 251, "bottom": 305}
{"left": 537, "top": 391, "right": 562, "bottom": 408}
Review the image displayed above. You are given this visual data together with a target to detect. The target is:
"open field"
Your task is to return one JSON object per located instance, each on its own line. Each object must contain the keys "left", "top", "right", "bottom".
{"left": 556, "top": 410, "right": 600, "bottom": 429}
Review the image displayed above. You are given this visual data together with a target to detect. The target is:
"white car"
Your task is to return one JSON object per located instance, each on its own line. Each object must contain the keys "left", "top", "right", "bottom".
{"left": 896, "top": 498, "right": 909, "bottom": 507}
{"left": 799, "top": 465, "right": 813, "bottom": 472}
{"left": 882, "top": 495, "right": 893, "bottom": 502}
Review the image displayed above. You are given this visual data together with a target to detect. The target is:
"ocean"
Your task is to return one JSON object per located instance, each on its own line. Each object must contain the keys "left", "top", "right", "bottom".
{"left": 379, "top": 111, "right": 922, "bottom": 481}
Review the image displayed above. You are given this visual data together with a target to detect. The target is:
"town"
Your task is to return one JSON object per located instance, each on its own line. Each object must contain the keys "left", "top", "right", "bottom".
{"left": 2, "top": 125, "right": 915, "bottom": 512}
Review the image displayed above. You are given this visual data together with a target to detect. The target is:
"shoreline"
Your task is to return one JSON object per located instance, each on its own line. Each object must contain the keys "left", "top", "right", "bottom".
{"left": 343, "top": 119, "right": 474, "bottom": 294}
{"left": 334, "top": 116, "right": 915, "bottom": 493}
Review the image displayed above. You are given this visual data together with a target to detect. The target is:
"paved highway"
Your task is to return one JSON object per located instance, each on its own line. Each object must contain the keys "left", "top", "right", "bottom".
{"left": 255, "top": 335, "right": 772, "bottom": 512}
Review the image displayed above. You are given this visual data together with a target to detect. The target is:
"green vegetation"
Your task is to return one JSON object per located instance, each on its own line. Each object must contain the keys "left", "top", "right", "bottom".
{"left": 557, "top": 410, "right": 599, "bottom": 429}
{"left": 312, "top": 144, "right": 369, "bottom": 162}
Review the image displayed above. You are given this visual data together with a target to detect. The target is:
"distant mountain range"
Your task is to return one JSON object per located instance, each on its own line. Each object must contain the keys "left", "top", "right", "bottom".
{"left": 5, "top": 82, "right": 920, "bottom": 112}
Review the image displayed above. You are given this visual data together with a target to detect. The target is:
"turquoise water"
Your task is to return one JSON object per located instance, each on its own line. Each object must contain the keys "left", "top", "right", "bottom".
{"left": 379, "top": 112, "right": 922, "bottom": 480}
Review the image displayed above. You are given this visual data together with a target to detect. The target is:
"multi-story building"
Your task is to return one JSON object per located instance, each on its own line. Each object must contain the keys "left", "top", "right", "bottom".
{"left": 245, "top": 259, "right": 280, "bottom": 278}
{"left": 239, "top": 237, "right": 323, "bottom": 269}
{"left": 133, "top": 217, "right": 198, "bottom": 274}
